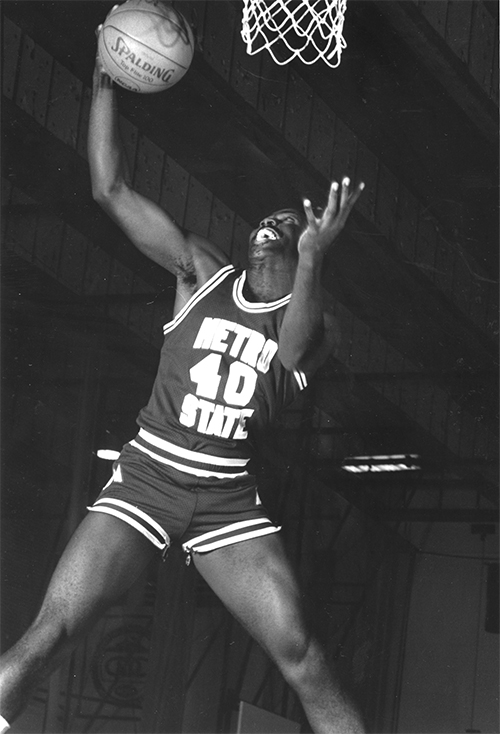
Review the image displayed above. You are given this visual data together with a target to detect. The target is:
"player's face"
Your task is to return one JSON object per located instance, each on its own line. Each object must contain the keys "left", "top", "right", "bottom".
{"left": 249, "top": 208, "right": 306, "bottom": 257}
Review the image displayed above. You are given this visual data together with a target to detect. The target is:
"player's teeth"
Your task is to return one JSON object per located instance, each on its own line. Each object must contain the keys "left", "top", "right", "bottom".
{"left": 256, "top": 228, "right": 278, "bottom": 242}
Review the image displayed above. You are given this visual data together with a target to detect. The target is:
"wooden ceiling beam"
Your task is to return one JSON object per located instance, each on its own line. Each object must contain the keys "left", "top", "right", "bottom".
{"left": 374, "top": 0, "right": 498, "bottom": 144}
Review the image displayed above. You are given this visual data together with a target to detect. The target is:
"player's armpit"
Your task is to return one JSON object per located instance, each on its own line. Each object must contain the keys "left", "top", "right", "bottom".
{"left": 99, "top": 185, "right": 228, "bottom": 286}
{"left": 184, "top": 232, "right": 232, "bottom": 286}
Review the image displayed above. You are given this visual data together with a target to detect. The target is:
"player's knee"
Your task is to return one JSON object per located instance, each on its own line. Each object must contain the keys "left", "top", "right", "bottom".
{"left": 273, "top": 627, "right": 324, "bottom": 688}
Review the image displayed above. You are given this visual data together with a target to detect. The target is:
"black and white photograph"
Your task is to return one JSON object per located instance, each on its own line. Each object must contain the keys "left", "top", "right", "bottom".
{"left": 1, "top": 1, "right": 498, "bottom": 732}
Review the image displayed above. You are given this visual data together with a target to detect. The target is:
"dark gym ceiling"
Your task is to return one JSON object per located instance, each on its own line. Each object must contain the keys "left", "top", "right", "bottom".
{"left": 2, "top": 0, "right": 498, "bottom": 532}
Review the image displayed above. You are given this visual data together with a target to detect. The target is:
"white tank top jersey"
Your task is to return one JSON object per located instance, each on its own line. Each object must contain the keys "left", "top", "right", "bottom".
{"left": 133, "top": 265, "right": 308, "bottom": 479}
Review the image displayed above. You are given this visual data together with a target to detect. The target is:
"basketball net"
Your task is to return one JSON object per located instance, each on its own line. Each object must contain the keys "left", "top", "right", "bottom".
{"left": 241, "top": 0, "right": 347, "bottom": 68}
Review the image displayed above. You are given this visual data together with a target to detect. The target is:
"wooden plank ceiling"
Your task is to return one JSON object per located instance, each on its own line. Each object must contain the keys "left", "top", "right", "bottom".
{"left": 2, "top": 0, "right": 498, "bottom": 522}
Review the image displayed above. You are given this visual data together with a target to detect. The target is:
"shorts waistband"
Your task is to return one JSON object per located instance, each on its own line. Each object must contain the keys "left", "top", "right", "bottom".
{"left": 129, "top": 428, "right": 250, "bottom": 480}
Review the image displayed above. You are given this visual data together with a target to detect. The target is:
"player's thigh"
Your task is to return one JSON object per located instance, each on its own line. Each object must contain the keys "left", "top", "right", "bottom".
{"left": 38, "top": 511, "right": 156, "bottom": 635}
{"left": 193, "top": 534, "right": 309, "bottom": 661}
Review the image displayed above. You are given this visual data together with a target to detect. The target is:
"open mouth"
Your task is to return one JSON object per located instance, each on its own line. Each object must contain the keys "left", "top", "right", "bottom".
{"left": 254, "top": 227, "right": 280, "bottom": 243}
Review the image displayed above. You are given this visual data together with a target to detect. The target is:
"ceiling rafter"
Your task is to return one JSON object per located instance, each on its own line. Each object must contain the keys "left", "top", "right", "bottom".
{"left": 373, "top": 0, "right": 498, "bottom": 143}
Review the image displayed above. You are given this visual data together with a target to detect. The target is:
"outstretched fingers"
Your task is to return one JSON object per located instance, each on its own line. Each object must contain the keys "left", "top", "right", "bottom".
{"left": 340, "top": 178, "right": 365, "bottom": 214}
{"left": 299, "top": 178, "right": 365, "bottom": 254}
{"left": 302, "top": 197, "right": 320, "bottom": 229}
{"left": 321, "top": 178, "right": 364, "bottom": 224}
{"left": 323, "top": 180, "right": 340, "bottom": 219}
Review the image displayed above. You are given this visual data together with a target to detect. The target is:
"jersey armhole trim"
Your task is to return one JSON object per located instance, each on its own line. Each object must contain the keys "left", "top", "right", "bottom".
{"left": 163, "top": 265, "right": 236, "bottom": 334}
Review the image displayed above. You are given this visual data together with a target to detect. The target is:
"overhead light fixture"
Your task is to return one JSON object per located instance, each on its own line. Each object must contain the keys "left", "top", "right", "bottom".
{"left": 96, "top": 449, "right": 120, "bottom": 461}
{"left": 341, "top": 454, "right": 421, "bottom": 474}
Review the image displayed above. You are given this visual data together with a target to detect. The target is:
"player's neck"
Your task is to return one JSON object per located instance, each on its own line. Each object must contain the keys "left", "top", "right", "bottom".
{"left": 245, "top": 261, "right": 295, "bottom": 302}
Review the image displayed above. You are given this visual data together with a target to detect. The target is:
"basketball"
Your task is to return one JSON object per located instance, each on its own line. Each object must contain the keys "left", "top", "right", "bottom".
{"left": 98, "top": 0, "right": 195, "bottom": 93}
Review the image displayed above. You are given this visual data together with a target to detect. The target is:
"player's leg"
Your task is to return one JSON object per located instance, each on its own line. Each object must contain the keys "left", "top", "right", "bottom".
{"left": 0, "top": 511, "right": 156, "bottom": 725}
{"left": 193, "top": 534, "right": 365, "bottom": 734}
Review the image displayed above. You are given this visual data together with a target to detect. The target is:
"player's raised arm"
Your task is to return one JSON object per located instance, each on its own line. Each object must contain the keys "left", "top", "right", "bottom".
{"left": 278, "top": 178, "right": 364, "bottom": 374}
{"left": 88, "top": 45, "right": 229, "bottom": 285}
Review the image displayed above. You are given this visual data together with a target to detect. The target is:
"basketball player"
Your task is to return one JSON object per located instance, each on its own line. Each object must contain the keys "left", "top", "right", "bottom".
{"left": 0, "top": 48, "right": 366, "bottom": 734}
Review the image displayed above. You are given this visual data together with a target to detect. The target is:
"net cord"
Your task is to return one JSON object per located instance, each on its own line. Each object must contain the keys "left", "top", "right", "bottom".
{"left": 241, "top": 0, "right": 347, "bottom": 68}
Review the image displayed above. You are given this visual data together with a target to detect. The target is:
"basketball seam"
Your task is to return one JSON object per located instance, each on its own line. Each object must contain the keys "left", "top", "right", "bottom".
{"left": 103, "top": 25, "right": 192, "bottom": 71}
{"left": 107, "top": 9, "right": 191, "bottom": 40}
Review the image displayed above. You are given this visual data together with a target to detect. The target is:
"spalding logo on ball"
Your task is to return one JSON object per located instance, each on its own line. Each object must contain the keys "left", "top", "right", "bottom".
{"left": 98, "top": 0, "right": 195, "bottom": 93}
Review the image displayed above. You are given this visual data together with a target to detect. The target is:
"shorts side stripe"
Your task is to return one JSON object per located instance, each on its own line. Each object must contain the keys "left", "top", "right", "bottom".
{"left": 129, "top": 440, "right": 249, "bottom": 479}
{"left": 184, "top": 525, "right": 281, "bottom": 554}
{"left": 87, "top": 506, "right": 168, "bottom": 551}
{"left": 293, "top": 370, "right": 308, "bottom": 390}
{"left": 182, "top": 518, "right": 278, "bottom": 551}
{"left": 93, "top": 497, "right": 167, "bottom": 538}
